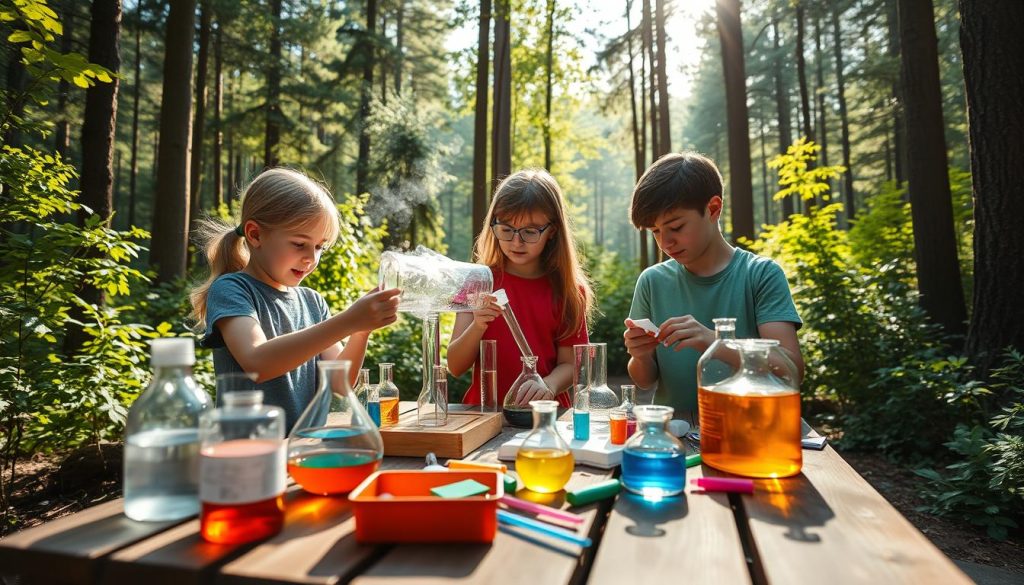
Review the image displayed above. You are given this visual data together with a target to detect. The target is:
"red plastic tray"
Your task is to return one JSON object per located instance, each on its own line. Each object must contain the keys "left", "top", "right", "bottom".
{"left": 348, "top": 470, "right": 503, "bottom": 543}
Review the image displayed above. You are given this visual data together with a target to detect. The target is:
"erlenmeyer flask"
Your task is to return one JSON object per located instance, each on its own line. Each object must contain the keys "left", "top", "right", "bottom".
{"left": 582, "top": 343, "right": 619, "bottom": 424}
{"left": 502, "top": 356, "right": 547, "bottom": 428}
{"left": 515, "top": 400, "right": 574, "bottom": 493}
{"left": 288, "top": 360, "right": 384, "bottom": 495}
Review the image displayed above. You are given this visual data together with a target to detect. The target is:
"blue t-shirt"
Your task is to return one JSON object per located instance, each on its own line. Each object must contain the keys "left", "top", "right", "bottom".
{"left": 628, "top": 248, "right": 802, "bottom": 416}
{"left": 201, "top": 272, "right": 330, "bottom": 432}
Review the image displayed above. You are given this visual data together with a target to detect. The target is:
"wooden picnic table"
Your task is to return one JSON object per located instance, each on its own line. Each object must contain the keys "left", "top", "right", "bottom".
{"left": 0, "top": 402, "right": 971, "bottom": 584}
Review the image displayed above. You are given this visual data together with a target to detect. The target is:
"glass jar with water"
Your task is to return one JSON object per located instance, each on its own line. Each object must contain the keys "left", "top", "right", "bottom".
{"left": 621, "top": 405, "right": 687, "bottom": 498}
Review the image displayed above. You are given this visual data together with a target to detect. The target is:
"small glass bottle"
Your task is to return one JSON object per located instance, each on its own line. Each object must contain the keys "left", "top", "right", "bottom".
{"left": 572, "top": 343, "right": 591, "bottom": 441}
{"left": 353, "top": 368, "right": 371, "bottom": 410}
{"left": 503, "top": 356, "right": 547, "bottom": 428}
{"left": 199, "top": 390, "right": 286, "bottom": 544}
{"left": 621, "top": 405, "right": 687, "bottom": 498}
{"left": 288, "top": 360, "right": 384, "bottom": 495}
{"left": 124, "top": 338, "right": 211, "bottom": 521}
{"left": 619, "top": 384, "right": 638, "bottom": 437}
{"left": 377, "top": 363, "right": 400, "bottom": 426}
{"left": 516, "top": 400, "right": 574, "bottom": 493}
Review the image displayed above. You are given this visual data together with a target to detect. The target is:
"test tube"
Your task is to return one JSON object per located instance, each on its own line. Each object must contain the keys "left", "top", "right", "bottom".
{"left": 480, "top": 340, "right": 498, "bottom": 413}
{"left": 501, "top": 304, "right": 534, "bottom": 358}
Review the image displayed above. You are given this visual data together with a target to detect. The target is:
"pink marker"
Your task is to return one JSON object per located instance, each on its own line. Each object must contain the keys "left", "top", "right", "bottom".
{"left": 691, "top": 477, "right": 754, "bottom": 494}
{"left": 499, "top": 495, "right": 585, "bottom": 526}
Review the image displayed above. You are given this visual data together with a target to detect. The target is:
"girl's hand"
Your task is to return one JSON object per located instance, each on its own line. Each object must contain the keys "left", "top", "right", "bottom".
{"left": 513, "top": 379, "right": 554, "bottom": 406}
{"left": 470, "top": 294, "right": 503, "bottom": 331}
{"left": 657, "top": 315, "right": 714, "bottom": 353}
{"left": 624, "top": 318, "right": 660, "bottom": 359}
{"left": 344, "top": 288, "right": 401, "bottom": 332}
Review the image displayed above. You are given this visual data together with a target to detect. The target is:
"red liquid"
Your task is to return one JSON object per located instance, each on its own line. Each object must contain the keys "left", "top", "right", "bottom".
{"left": 288, "top": 450, "right": 380, "bottom": 495}
{"left": 626, "top": 419, "right": 637, "bottom": 437}
{"left": 201, "top": 495, "right": 284, "bottom": 544}
{"left": 609, "top": 417, "right": 628, "bottom": 445}
{"left": 380, "top": 397, "right": 400, "bottom": 426}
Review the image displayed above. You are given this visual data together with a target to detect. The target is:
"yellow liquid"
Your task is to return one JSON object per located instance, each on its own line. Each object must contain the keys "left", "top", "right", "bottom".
{"left": 516, "top": 448, "right": 574, "bottom": 493}
{"left": 380, "top": 397, "right": 399, "bottom": 426}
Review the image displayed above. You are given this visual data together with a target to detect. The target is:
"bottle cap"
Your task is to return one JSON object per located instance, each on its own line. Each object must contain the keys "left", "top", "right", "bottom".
{"left": 150, "top": 338, "right": 195, "bottom": 367}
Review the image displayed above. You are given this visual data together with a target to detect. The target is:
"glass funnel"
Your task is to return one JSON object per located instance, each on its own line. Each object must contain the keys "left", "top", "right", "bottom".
{"left": 288, "top": 360, "right": 384, "bottom": 495}
{"left": 697, "top": 338, "right": 802, "bottom": 478}
{"left": 621, "top": 405, "right": 687, "bottom": 498}
{"left": 515, "top": 400, "right": 574, "bottom": 493}
{"left": 503, "top": 356, "right": 547, "bottom": 428}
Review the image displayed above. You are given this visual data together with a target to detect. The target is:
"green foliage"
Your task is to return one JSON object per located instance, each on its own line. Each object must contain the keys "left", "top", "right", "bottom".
{"left": 768, "top": 138, "right": 846, "bottom": 204}
{"left": 584, "top": 246, "right": 637, "bottom": 376}
{"left": 915, "top": 351, "right": 1024, "bottom": 540}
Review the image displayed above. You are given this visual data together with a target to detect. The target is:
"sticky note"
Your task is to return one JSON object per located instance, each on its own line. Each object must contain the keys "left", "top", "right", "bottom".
{"left": 493, "top": 289, "right": 509, "bottom": 307}
{"left": 430, "top": 479, "right": 491, "bottom": 498}
{"left": 630, "top": 318, "right": 660, "bottom": 336}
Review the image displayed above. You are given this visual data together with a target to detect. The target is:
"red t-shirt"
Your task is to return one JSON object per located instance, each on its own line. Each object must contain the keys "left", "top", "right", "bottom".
{"left": 463, "top": 268, "right": 589, "bottom": 408}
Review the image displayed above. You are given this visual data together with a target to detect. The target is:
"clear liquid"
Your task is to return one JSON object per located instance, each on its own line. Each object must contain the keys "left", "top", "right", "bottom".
{"left": 124, "top": 428, "right": 201, "bottom": 521}
{"left": 573, "top": 411, "right": 590, "bottom": 440}
{"left": 481, "top": 370, "right": 498, "bottom": 412}
{"left": 621, "top": 450, "right": 687, "bottom": 497}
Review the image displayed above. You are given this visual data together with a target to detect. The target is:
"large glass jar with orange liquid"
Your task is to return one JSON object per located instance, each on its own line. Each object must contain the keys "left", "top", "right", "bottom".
{"left": 697, "top": 337, "right": 802, "bottom": 478}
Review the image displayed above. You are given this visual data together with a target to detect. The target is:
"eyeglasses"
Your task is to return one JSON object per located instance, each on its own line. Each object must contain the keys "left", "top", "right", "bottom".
{"left": 490, "top": 221, "right": 552, "bottom": 244}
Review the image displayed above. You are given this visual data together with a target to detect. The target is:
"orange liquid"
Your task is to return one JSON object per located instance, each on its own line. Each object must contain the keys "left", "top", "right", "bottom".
{"left": 288, "top": 450, "right": 381, "bottom": 495}
{"left": 201, "top": 495, "right": 284, "bottom": 544}
{"left": 609, "top": 417, "right": 627, "bottom": 445}
{"left": 380, "top": 397, "right": 400, "bottom": 426}
{"left": 698, "top": 386, "right": 802, "bottom": 478}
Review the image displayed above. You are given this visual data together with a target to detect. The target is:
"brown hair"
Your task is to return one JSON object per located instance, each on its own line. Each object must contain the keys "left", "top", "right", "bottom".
{"left": 189, "top": 168, "right": 341, "bottom": 330}
{"left": 474, "top": 169, "right": 594, "bottom": 340}
{"left": 630, "top": 151, "right": 724, "bottom": 228}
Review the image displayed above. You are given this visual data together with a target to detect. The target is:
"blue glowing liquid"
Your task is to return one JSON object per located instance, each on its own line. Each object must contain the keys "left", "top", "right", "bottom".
{"left": 621, "top": 449, "right": 686, "bottom": 496}
{"left": 367, "top": 402, "right": 381, "bottom": 427}
{"left": 573, "top": 411, "right": 590, "bottom": 440}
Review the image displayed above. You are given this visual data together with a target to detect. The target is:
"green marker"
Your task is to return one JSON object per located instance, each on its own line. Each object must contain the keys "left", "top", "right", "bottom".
{"left": 566, "top": 479, "right": 621, "bottom": 507}
{"left": 686, "top": 453, "right": 702, "bottom": 468}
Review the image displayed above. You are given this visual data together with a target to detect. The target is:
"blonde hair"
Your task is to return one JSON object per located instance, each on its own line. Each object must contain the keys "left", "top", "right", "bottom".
{"left": 475, "top": 169, "right": 594, "bottom": 340}
{"left": 189, "top": 168, "right": 341, "bottom": 330}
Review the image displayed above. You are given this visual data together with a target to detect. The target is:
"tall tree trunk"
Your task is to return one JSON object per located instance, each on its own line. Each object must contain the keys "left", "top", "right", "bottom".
{"left": 960, "top": 0, "right": 1024, "bottom": 372}
{"left": 54, "top": 0, "right": 74, "bottom": 157}
{"left": 3, "top": 54, "right": 26, "bottom": 147}
{"left": 394, "top": 0, "right": 405, "bottom": 95}
{"left": 832, "top": 0, "right": 854, "bottom": 221}
{"left": 128, "top": 0, "right": 141, "bottom": 227}
{"left": 265, "top": 0, "right": 283, "bottom": 168}
{"left": 759, "top": 107, "right": 770, "bottom": 226}
{"left": 356, "top": 0, "right": 377, "bottom": 196}
{"left": 795, "top": 2, "right": 814, "bottom": 145}
{"left": 898, "top": 0, "right": 966, "bottom": 339}
{"left": 67, "top": 0, "right": 121, "bottom": 353}
{"left": 491, "top": 0, "right": 512, "bottom": 189}
{"left": 642, "top": 0, "right": 659, "bottom": 159}
{"left": 226, "top": 70, "right": 235, "bottom": 200}
{"left": 149, "top": 0, "right": 196, "bottom": 284}
{"left": 887, "top": 0, "right": 906, "bottom": 186}
{"left": 213, "top": 20, "right": 223, "bottom": 209}
{"left": 189, "top": 0, "right": 211, "bottom": 250}
{"left": 813, "top": 10, "right": 830, "bottom": 207}
{"left": 655, "top": 0, "right": 670, "bottom": 154}
{"left": 472, "top": 0, "right": 490, "bottom": 241}
{"left": 716, "top": 0, "right": 754, "bottom": 243}
{"left": 772, "top": 15, "right": 794, "bottom": 217}
{"left": 627, "top": 0, "right": 649, "bottom": 269}
{"left": 543, "top": 0, "right": 555, "bottom": 171}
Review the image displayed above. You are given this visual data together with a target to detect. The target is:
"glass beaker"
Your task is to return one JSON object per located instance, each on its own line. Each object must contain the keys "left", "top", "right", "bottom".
{"left": 199, "top": 390, "right": 285, "bottom": 544}
{"left": 479, "top": 340, "right": 498, "bottom": 413}
{"left": 378, "top": 245, "right": 494, "bottom": 314}
{"left": 377, "top": 362, "right": 400, "bottom": 426}
{"left": 577, "top": 343, "right": 618, "bottom": 424}
{"left": 619, "top": 384, "right": 638, "bottom": 437}
{"left": 621, "top": 405, "right": 687, "bottom": 498}
{"left": 353, "top": 368, "right": 370, "bottom": 410}
{"left": 503, "top": 356, "right": 547, "bottom": 428}
{"left": 515, "top": 400, "right": 574, "bottom": 493}
{"left": 418, "top": 364, "right": 449, "bottom": 426}
{"left": 698, "top": 338, "right": 802, "bottom": 478}
{"left": 288, "top": 360, "right": 384, "bottom": 495}
{"left": 572, "top": 344, "right": 591, "bottom": 441}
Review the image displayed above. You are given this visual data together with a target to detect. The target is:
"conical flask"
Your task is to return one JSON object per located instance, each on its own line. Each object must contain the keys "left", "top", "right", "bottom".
{"left": 288, "top": 360, "right": 384, "bottom": 495}
{"left": 580, "top": 343, "right": 619, "bottom": 424}
{"left": 503, "top": 356, "right": 547, "bottom": 428}
{"left": 516, "top": 400, "right": 574, "bottom": 493}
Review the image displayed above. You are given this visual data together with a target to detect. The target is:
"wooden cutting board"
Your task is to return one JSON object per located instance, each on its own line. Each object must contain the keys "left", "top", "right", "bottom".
{"left": 379, "top": 407, "right": 503, "bottom": 458}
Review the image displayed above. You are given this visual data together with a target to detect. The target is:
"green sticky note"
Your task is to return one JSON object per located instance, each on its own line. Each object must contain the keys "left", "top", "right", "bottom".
{"left": 503, "top": 473, "right": 518, "bottom": 495}
{"left": 430, "top": 479, "right": 491, "bottom": 498}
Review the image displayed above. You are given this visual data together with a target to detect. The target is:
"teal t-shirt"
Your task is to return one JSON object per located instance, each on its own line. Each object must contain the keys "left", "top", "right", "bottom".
{"left": 628, "top": 248, "right": 801, "bottom": 416}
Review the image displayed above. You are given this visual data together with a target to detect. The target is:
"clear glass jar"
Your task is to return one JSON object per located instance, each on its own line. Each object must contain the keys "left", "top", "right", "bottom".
{"left": 503, "top": 356, "right": 547, "bottom": 428}
{"left": 698, "top": 338, "right": 802, "bottom": 478}
{"left": 377, "top": 362, "right": 400, "bottom": 426}
{"left": 199, "top": 390, "right": 285, "bottom": 544}
{"left": 124, "top": 338, "right": 211, "bottom": 521}
{"left": 515, "top": 400, "right": 574, "bottom": 493}
{"left": 378, "top": 245, "right": 494, "bottom": 314}
{"left": 288, "top": 360, "right": 384, "bottom": 495}
{"left": 621, "top": 405, "right": 687, "bottom": 498}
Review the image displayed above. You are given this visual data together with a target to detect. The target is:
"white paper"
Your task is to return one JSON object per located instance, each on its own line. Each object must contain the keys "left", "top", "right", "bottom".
{"left": 492, "top": 289, "right": 509, "bottom": 307}
{"left": 630, "top": 318, "right": 660, "bottom": 336}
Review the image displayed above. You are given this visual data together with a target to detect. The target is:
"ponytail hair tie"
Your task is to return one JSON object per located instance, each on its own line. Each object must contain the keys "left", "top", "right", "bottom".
{"left": 234, "top": 224, "right": 245, "bottom": 237}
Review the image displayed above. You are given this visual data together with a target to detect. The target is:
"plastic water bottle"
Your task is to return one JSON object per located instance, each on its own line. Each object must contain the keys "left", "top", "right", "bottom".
{"left": 124, "top": 338, "right": 211, "bottom": 521}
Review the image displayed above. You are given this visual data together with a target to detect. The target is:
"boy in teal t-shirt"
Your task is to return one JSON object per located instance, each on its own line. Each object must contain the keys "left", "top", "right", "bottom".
{"left": 624, "top": 152, "right": 804, "bottom": 420}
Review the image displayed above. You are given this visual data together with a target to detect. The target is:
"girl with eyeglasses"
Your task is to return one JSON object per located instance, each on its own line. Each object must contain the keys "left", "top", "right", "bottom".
{"left": 447, "top": 169, "right": 595, "bottom": 408}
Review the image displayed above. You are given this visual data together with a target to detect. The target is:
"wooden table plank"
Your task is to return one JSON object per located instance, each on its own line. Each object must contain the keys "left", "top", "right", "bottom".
{"left": 588, "top": 463, "right": 752, "bottom": 585}
{"left": 739, "top": 446, "right": 972, "bottom": 584}
{"left": 0, "top": 499, "right": 186, "bottom": 584}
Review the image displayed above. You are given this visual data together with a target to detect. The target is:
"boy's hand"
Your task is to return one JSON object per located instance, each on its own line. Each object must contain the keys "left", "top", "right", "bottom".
{"left": 513, "top": 379, "right": 554, "bottom": 406}
{"left": 624, "top": 318, "right": 660, "bottom": 359}
{"left": 470, "top": 294, "right": 503, "bottom": 331}
{"left": 657, "top": 315, "right": 714, "bottom": 353}
{"left": 345, "top": 287, "right": 401, "bottom": 332}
